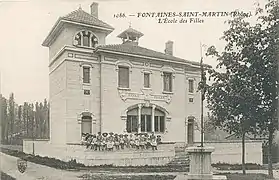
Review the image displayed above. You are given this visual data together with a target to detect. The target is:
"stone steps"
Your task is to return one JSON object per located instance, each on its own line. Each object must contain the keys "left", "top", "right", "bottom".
{"left": 167, "top": 150, "right": 190, "bottom": 166}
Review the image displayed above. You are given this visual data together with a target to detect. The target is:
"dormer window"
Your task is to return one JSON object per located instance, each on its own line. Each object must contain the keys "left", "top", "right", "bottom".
{"left": 74, "top": 30, "right": 98, "bottom": 48}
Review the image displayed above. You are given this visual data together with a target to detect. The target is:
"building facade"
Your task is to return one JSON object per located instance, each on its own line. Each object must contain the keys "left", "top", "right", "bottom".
{"left": 42, "top": 3, "right": 203, "bottom": 146}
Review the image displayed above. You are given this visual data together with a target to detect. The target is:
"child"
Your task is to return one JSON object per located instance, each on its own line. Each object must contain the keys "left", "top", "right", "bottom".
{"left": 96, "top": 132, "right": 102, "bottom": 151}
{"left": 145, "top": 133, "right": 151, "bottom": 150}
{"left": 114, "top": 134, "right": 120, "bottom": 150}
{"left": 102, "top": 133, "right": 108, "bottom": 151}
{"left": 124, "top": 134, "right": 129, "bottom": 148}
{"left": 139, "top": 134, "right": 145, "bottom": 150}
{"left": 129, "top": 134, "right": 135, "bottom": 148}
{"left": 81, "top": 133, "right": 87, "bottom": 145}
{"left": 119, "top": 134, "right": 125, "bottom": 150}
{"left": 107, "top": 137, "right": 114, "bottom": 151}
{"left": 134, "top": 134, "right": 140, "bottom": 150}
{"left": 150, "top": 132, "right": 157, "bottom": 151}
{"left": 86, "top": 135, "right": 93, "bottom": 149}
{"left": 156, "top": 135, "right": 162, "bottom": 145}
{"left": 91, "top": 134, "right": 97, "bottom": 150}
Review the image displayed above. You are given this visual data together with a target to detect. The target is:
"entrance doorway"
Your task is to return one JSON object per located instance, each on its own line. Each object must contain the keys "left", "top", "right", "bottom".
{"left": 187, "top": 118, "right": 194, "bottom": 145}
{"left": 81, "top": 115, "right": 92, "bottom": 134}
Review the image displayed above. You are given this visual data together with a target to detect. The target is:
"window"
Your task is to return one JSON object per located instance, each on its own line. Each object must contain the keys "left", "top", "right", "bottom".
{"left": 74, "top": 30, "right": 98, "bottom": 48}
{"left": 81, "top": 115, "right": 92, "bottom": 134}
{"left": 154, "top": 116, "right": 165, "bottom": 133}
{"left": 83, "top": 67, "right": 90, "bottom": 83}
{"left": 118, "top": 66, "right": 129, "bottom": 88}
{"left": 126, "top": 116, "right": 138, "bottom": 133}
{"left": 82, "top": 31, "right": 90, "bottom": 47}
{"left": 144, "top": 73, "right": 150, "bottom": 88}
{"left": 163, "top": 72, "right": 172, "bottom": 92}
{"left": 189, "top": 98, "right": 194, "bottom": 102}
{"left": 189, "top": 79, "right": 194, "bottom": 93}
{"left": 84, "top": 90, "right": 90, "bottom": 95}
{"left": 126, "top": 106, "right": 165, "bottom": 133}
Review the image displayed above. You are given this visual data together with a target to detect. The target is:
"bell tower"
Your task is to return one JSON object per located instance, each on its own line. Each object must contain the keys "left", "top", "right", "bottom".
{"left": 117, "top": 26, "right": 144, "bottom": 46}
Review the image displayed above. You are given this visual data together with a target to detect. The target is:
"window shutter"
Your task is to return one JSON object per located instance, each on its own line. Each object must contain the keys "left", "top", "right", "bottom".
{"left": 163, "top": 72, "right": 172, "bottom": 92}
{"left": 144, "top": 73, "right": 150, "bottom": 88}
{"left": 189, "top": 79, "right": 194, "bottom": 93}
{"left": 118, "top": 67, "right": 129, "bottom": 88}
{"left": 83, "top": 67, "right": 90, "bottom": 83}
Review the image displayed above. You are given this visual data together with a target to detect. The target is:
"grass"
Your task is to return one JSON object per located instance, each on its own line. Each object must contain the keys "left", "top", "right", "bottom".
{"left": 1, "top": 147, "right": 275, "bottom": 180}
{"left": 0, "top": 171, "right": 16, "bottom": 180}
{"left": 78, "top": 174, "right": 176, "bottom": 180}
{"left": 0, "top": 147, "right": 188, "bottom": 172}
{"left": 78, "top": 173, "right": 274, "bottom": 180}
{"left": 1, "top": 147, "right": 85, "bottom": 170}
{"left": 219, "top": 173, "right": 273, "bottom": 180}
{"left": 212, "top": 162, "right": 264, "bottom": 170}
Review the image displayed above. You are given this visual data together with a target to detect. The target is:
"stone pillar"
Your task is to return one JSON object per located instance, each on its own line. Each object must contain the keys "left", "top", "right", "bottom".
{"left": 138, "top": 104, "right": 142, "bottom": 133}
{"left": 187, "top": 146, "right": 214, "bottom": 179}
{"left": 175, "top": 146, "right": 227, "bottom": 180}
{"left": 151, "top": 105, "right": 156, "bottom": 132}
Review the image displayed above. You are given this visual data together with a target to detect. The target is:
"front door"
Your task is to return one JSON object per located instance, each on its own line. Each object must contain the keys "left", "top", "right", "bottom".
{"left": 81, "top": 116, "right": 92, "bottom": 134}
{"left": 187, "top": 119, "right": 194, "bottom": 145}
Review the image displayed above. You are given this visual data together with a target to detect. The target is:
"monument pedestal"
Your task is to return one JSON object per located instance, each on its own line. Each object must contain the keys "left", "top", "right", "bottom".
{"left": 175, "top": 146, "right": 227, "bottom": 180}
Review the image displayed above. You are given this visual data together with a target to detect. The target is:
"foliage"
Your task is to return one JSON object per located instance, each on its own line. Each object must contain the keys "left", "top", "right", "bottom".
{"left": 205, "top": 0, "right": 278, "bottom": 137}
{"left": 212, "top": 163, "right": 263, "bottom": 170}
{"left": 0, "top": 171, "right": 16, "bottom": 180}
{"left": 0, "top": 93, "right": 50, "bottom": 144}
{"left": 203, "top": 0, "right": 278, "bottom": 176}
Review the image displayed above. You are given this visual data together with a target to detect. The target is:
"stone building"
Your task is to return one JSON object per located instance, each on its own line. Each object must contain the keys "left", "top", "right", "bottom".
{"left": 42, "top": 2, "right": 203, "bottom": 146}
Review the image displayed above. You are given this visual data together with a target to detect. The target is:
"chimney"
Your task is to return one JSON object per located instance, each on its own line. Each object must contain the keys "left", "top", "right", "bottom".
{"left": 90, "top": 2, "right": 98, "bottom": 18}
{"left": 165, "top": 41, "right": 173, "bottom": 56}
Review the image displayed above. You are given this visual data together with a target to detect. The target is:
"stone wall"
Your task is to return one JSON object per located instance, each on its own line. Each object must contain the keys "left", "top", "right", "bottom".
{"left": 193, "top": 140, "right": 263, "bottom": 165}
{"left": 23, "top": 140, "right": 175, "bottom": 166}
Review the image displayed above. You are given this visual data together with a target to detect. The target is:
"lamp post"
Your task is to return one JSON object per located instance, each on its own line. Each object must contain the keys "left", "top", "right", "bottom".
{"left": 175, "top": 43, "right": 227, "bottom": 179}
{"left": 200, "top": 42, "right": 206, "bottom": 147}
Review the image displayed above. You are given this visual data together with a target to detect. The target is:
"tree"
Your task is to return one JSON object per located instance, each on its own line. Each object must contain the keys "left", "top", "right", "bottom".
{"left": 18, "top": 105, "right": 22, "bottom": 134}
{"left": 39, "top": 102, "right": 44, "bottom": 138}
{"left": 8, "top": 93, "right": 15, "bottom": 143}
{"left": 205, "top": 0, "right": 278, "bottom": 176}
{"left": 23, "top": 102, "right": 28, "bottom": 137}
{"left": 43, "top": 99, "right": 50, "bottom": 139}
{"left": 35, "top": 102, "right": 40, "bottom": 137}
{"left": 1, "top": 96, "right": 8, "bottom": 144}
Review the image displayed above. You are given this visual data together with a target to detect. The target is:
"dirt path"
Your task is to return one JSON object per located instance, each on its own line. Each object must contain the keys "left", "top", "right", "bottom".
{"left": 214, "top": 169, "right": 279, "bottom": 179}
{"left": 0, "top": 152, "right": 80, "bottom": 180}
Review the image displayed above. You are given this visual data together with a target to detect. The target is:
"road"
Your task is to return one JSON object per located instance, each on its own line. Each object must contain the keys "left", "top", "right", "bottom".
{"left": 0, "top": 152, "right": 79, "bottom": 180}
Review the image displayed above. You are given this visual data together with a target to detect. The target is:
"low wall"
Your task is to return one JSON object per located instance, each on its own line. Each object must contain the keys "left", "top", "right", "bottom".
{"left": 194, "top": 140, "right": 263, "bottom": 165}
{"left": 23, "top": 140, "right": 175, "bottom": 166}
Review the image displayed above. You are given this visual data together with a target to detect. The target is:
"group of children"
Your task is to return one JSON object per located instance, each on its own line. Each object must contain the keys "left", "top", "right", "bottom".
{"left": 81, "top": 132, "right": 162, "bottom": 151}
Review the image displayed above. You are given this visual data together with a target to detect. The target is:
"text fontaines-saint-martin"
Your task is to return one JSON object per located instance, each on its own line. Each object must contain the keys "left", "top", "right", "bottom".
{"left": 136, "top": 11, "right": 252, "bottom": 18}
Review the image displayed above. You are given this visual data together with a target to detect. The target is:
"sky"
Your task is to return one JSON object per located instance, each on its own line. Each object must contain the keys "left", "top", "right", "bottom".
{"left": 0, "top": 0, "right": 265, "bottom": 104}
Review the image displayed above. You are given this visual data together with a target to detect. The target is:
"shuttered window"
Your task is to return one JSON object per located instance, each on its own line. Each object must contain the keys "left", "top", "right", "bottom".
{"left": 118, "top": 66, "right": 129, "bottom": 88}
{"left": 189, "top": 79, "right": 194, "bottom": 93}
{"left": 144, "top": 73, "right": 150, "bottom": 88}
{"left": 163, "top": 72, "right": 172, "bottom": 92}
{"left": 83, "top": 67, "right": 90, "bottom": 83}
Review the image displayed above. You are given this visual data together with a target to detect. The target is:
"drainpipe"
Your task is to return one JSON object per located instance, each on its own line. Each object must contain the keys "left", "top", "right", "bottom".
{"left": 99, "top": 54, "right": 103, "bottom": 133}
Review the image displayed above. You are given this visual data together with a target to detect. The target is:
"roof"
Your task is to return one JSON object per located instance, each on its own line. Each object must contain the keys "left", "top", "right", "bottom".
{"left": 42, "top": 7, "right": 114, "bottom": 47}
{"left": 62, "top": 7, "right": 114, "bottom": 30}
{"left": 117, "top": 27, "right": 144, "bottom": 39}
{"left": 96, "top": 43, "right": 204, "bottom": 67}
